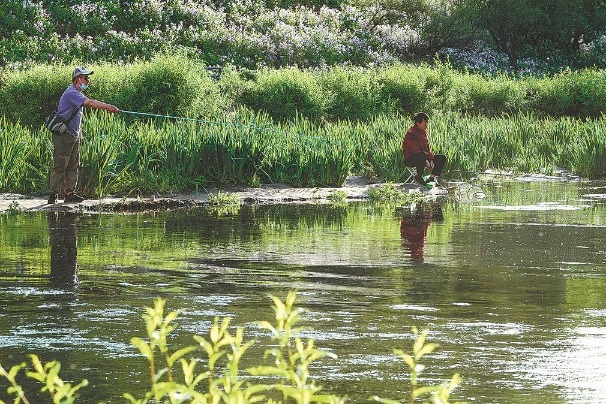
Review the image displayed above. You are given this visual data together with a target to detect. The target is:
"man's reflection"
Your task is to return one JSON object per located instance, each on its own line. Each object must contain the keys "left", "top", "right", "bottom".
{"left": 400, "top": 202, "right": 443, "bottom": 263}
{"left": 48, "top": 212, "right": 78, "bottom": 287}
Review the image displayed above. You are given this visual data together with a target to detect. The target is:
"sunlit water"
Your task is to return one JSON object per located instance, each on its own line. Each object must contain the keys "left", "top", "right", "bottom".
{"left": 1, "top": 181, "right": 606, "bottom": 403}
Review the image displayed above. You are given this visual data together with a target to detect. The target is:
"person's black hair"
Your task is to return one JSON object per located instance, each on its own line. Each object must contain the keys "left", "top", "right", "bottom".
{"left": 413, "top": 112, "right": 429, "bottom": 123}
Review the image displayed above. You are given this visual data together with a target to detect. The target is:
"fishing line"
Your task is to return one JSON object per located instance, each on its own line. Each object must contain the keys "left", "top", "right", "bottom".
{"left": 120, "top": 110, "right": 327, "bottom": 148}
{"left": 120, "top": 110, "right": 333, "bottom": 183}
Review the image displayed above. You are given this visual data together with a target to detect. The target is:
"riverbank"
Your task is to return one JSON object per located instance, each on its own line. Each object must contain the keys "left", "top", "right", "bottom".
{"left": 0, "top": 171, "right": 591, "bottom": 214}
{"left": 0, "top": 176, "right": 408, "bottom": 213}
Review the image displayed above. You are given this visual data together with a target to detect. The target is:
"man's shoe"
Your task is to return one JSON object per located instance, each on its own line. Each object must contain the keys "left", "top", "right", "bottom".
{"left": 427, "top": 177, "right": 439, "bottom": 186}
{"left": 64, "top": 193, "right": 84, "bottom": 203}
{"left": 47, "top": 193, "right": 57, "bottom": 204}
{"left": 414, "top": 174, "right": 427, "bottom": 185}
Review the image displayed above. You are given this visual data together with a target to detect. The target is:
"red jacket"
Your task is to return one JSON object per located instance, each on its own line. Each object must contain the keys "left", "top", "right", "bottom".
{"left": 402, "top": 125, "right": 434, "bottom": 160}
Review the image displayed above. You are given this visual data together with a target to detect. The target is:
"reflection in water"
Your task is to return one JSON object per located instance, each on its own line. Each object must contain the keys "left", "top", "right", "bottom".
{"left": 400, "top": 202, "right": 443, "bottom": 262}
{"left": 1, "top": 182, "right": 605, "bottom": 403}
{"left": 48, "top": 212, "right": 78, "bottom": 287}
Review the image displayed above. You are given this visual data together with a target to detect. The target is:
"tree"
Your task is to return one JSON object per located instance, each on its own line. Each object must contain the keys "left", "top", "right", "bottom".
{"left": 541, "top": 0, "right": 606, "bottom": 62}
{"left": 461, "top": 0, "right": 545, "bottom": 71}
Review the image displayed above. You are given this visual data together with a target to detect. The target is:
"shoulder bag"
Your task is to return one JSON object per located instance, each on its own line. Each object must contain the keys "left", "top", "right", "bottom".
{"left": 45, "top": 107, "right": 79, "bottom": 135}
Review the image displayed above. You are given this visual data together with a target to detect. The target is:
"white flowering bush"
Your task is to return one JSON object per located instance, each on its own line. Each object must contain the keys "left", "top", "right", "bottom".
{"left": 0, "top": 1, "right": 422, "bottom": 69}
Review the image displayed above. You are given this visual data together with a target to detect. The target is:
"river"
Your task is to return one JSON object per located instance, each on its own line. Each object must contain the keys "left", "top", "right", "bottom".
{"left": 1, "top": 180, "right": 605, "bottom": 403}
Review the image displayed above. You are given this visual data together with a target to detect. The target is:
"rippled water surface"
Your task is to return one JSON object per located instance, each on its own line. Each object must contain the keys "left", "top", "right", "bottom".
{"left": 1, "top": 181, "right": 606, "bottom": 403}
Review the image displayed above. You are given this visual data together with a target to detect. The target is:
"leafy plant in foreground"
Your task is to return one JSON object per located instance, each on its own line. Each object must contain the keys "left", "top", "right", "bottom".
{"left": 248, "top": 292, "right": 344, "bottom": 403}
{"left": 124, "top": 292, "right": 344, "bottom": 403}
{"left": 0, "top": 295, "right": 465, "bottom": 403}
{"left": 374, "top": 327, "right": 463, "bottom": 404}
{"left": 0, "top": 354, "right": 88, "bottom": 404}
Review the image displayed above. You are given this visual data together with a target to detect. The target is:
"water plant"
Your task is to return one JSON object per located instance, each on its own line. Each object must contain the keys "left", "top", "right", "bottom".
{"left": 327, "top": 189, "right": 349, "bottom": 205}
{"left": 124, "top": 292, "right": 344, "bottom": 403}
{"left": 0, "top": 354, "right": 89, "bottom": 404}
{"left": 207, "top": 190, "right": 242, "bottom": 215}
{"left": 3, "top": 201, "right": 23, "bottom": 215}
{"left": 367, "top": 183, "right": 409, "bottom": 204}
{"left": 0, "top": 294, "right": 463, "bottom": 403}
{"left": 373, "top": 327, "right": 463, "bottom": 404}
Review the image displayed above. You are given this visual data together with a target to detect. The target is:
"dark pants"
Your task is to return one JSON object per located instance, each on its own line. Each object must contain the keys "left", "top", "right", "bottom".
{"left": 50, "top": 133, "right": 80, "bottom": 194}
{"left": 404, "top": 153, "right": 447, "bottom": 177}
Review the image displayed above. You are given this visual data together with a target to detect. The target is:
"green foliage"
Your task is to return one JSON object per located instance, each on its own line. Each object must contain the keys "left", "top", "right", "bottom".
{"left": 248, "top": 292, "right": 345, "bottom": 403}
{"left": 320, "top": 67, "right": 391, "bottom": 121}
{"left": 367, "top": 183, "right": 423, "bottom": 205}
{"left": 3, "top": 60, "right": 606, "bottom": 133}
{"left": 124, "top": 292, "right": 344, "bottom": 403}
{"left": 3, "top": 201, "right": 23, "bottom": 215}
{"left": 1, "top": 0, "right": 606, "bottom": 73}
{"left": 374, "top": 327, "right": 464, "bottom": 404}
{"left": 0, "top": 117, "right": 49, "bottom": 193}
{"left": 0, "top": 354, "right": 88, "bottom": 404}
{"left": 526, "top": 70, "right": 606, "bottom": 118}
{"left": 96, "top": 53, "right": 218, "bottom": 117}
{"left": 377, "top": 65, "right": 426, "bottom": 116}
{"left": 239, "top": 68, "right": 329, "bottom": 123}
{"left": 208, "top": 190, "right": 242, "bottom": 215}
{"left": 0, "top": 296, "right": 464, "bottom": 403}
{"left": 0, "top": 64, "right": 68, "bottom": 127}
{"left": 327, "top": 190, "right": 348, "bottom": 205}
{"left": 2, "top": 107, "right": 606, "bottom": 198}
{"left": 208, "top": 190, "right": 242, "bottom": 207}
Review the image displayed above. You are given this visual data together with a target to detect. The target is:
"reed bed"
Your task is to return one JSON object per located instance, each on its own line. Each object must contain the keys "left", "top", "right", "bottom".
{"left": 1, "top": 111, "right": 605, "bottom": 197}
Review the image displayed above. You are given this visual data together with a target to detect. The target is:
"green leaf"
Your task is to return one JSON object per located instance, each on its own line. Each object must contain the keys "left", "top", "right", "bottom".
{"left": 413, "top": 329, "right": 428, "bottom": 355}
{"left": 167, "top": 346, "right": 197, "bottom": 367}
{"left": 8, "top": 363, "right": 25, "bottom": 379}
{"left": 415, "top": 342, "right": 438, "bottom": 360}
{"left": 28, "top": 354, "right": 44, "bottom": 374}
{"left": 131, "top": 337, "right": 153, "bottom": 360}
{"left": 412, "top": 385, "right": 438, "bottom": 398}
{"left": 247, "top": 366, "right": 289, "bottom": 377}
{"left": 401, "top": 354, "right": 415, "bottom": 370}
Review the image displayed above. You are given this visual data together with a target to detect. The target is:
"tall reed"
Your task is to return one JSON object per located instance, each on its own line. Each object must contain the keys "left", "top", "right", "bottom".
{"left": 2, "top": 111, "right": 605, "bottom": 197}
{"left": 0, "top": 117, "right": 50, "bottom": 193}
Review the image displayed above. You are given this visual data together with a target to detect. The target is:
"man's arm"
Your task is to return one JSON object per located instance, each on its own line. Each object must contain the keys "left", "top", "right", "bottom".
{"left": 83, "top": 99, "right": 121, "bottom": 113}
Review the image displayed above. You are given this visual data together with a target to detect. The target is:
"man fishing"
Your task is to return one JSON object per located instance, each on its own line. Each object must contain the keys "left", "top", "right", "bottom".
{"left": 48, "top": 66, "right": 121, "bottom": 204}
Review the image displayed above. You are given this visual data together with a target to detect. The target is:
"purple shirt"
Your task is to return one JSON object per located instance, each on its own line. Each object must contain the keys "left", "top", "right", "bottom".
{"left": 57, "top": 84, "right": 88, "bottom": 137}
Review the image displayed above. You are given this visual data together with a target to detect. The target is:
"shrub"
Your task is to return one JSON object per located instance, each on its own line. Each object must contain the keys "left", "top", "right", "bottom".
{"left": 377, "top": 64, "right": 427, "bottom": 115}
{"left": 239, "top": 68, "right": 328, "bottom": 122}
{"left": 320, "top": 66, "right": 392, "bottom": 121}
{"left": 465, "top": 74, "right": 527, "bottom": 116}
{"left": 0, "top": 64, "right": 70, "bottom": 127}
{"left": 99, "top": 53, "right": 211, "bottom": 116}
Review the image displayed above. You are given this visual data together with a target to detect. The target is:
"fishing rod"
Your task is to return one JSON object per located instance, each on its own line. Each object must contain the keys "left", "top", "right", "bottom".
{"left": 120, "top": 110, "right": 329, "bottom": 147}
{"left": 121, "top": 110, "right": 268, "bottom": 131}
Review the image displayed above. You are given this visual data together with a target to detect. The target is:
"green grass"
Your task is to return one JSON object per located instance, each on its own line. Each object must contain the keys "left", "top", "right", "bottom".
{"left": 1, "top": 110, "right": 605, "bottom": 196}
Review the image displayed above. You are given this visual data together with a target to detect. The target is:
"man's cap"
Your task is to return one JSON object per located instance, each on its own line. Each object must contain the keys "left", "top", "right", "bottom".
{"left": 72, "top": 66, "right": 94, "bottom": 80}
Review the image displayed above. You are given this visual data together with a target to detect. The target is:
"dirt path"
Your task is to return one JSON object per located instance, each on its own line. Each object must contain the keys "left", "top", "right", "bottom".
{"left": 0, "top": 177, "right": 423, "bottom": 213}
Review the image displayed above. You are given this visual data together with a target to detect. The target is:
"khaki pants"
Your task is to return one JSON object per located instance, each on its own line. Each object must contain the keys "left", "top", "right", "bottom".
{"left": 50, "top": 133, "right": 81, "bottom": 194}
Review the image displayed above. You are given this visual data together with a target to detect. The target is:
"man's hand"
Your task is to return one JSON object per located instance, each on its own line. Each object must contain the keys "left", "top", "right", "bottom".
{"left": 83, "top": 99, "right": 121, "bottom": 113}
{"left": 426, "top": 160, "right": 434, "bottom": 169}
{"left": 107, "top": 104, "right": 121, "bottom": 114}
